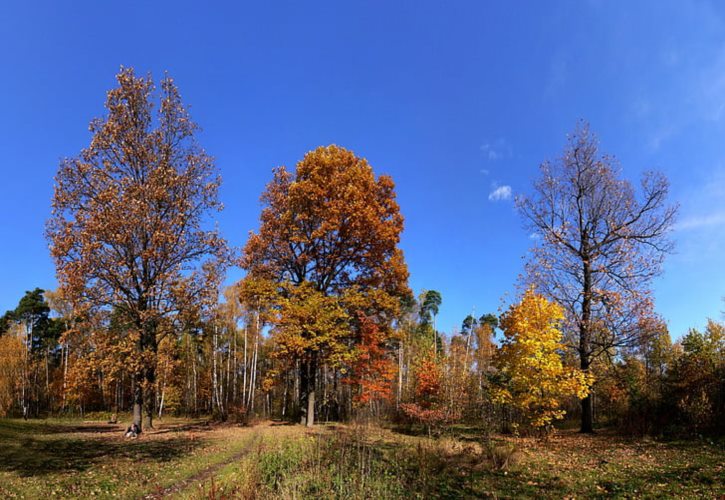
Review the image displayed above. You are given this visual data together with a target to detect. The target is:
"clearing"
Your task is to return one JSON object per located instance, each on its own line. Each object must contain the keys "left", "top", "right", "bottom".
{"left": 0, "top": 418, "right": 722, "bottom": 498}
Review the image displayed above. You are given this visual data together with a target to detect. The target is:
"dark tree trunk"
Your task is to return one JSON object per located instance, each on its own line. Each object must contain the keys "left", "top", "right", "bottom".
{"left": 133, "top": 319, "right": 158, "bottom": 432}
{"left": 580, "top": 254, "right": 594, "bottom": 433}
{"left": 299, "top": 353, "right": 317, "bottom": 427}
{"left": 580, "top": 353, "right": 594, "bottom": 433}
{"left": 299, "top": 360, "right": 308, "bottom": 425}
{"left": 581, "top": 392, "right": 593, "bottom": 433}
{"left": 143, "top": 365, "right": 156, "bottom": 430}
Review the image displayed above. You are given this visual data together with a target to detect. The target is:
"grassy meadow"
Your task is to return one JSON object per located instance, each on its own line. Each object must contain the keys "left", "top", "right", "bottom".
{"left": 0, "top": 417, "right": 722, "bottom": 499}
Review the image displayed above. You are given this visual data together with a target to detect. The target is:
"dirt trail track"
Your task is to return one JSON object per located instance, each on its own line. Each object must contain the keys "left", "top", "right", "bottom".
{"left": 144, "top": 429, "right": 261, "bottom": 499}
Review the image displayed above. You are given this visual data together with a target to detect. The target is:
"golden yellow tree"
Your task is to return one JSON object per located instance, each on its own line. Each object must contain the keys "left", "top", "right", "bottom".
{"left": 495, "top": 289, "right": 594, "bottom": 430}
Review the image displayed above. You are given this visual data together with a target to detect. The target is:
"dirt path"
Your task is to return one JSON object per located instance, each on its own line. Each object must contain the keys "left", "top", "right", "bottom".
{"left": 144, "top": 430, "right": 262, "bottom": 499}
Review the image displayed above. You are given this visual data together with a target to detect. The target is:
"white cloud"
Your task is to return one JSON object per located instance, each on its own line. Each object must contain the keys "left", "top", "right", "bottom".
{"left": 480, "top": 138, "right": 512, "bottom": 162}
{"left": 646, "top": 124, "right": 676, "bottom": 152}
{"left": 488, "top": 185, "right": 512, "bottom": 202}
{"left": 624, "top": 5, "right": 725, "bottom": 149}
{"left": 479, "top": 168, "right": 490, "bottom": 175}
{"left": 674, "top": 212, "right": 725, "bottom": 231}
{"left": 675, "top": 168, "right": 725, "bottom": 232}
{"left": 670, "top": 168, "right": 725, "bottom": 263}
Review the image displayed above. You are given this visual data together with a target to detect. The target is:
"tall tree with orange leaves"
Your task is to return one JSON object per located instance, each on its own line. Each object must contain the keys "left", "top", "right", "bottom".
{"left": 242, "top": 145, "right": 409, "bottom": 426}
{"left": 47, "top": 68, "right": 228, "bottom": 431}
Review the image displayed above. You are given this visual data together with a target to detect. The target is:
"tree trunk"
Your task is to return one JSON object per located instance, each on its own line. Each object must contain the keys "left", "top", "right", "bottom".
{"left": 299, "top": 361, "right": 308, "bottom": 425}
{"left": 580, "top": 395, "right": 594, "bottom": 432}
{"left": 242, "top": 324, "right": 248, "bottom": 407}
{"left": 225, "top": 327, "right": 232, "bottom": 410}
{"left": 580, "top": 253, "right": 594, "bottom": 434}
{"left": 306, "top": 385, "right": 316, "bottom": 428}
{"left": 249, "top": 330, "right": 258, "bottom": 413}
{"left": 397, "top": 342, "right": 403, "bottom": 406}
{"left": 299, "top": 353, "right": 317, "bottom": 427}
{"left": 143, "top": 365, "right": 156, "bottom": 430}
{"left": 212, "top": 326, "right": 223, "bottom": 418}
{"left": 45, "top": 347, "right": 50, "bottom": 397}
{"left": 62, "top": 343, "right": 68, "bottom": 411}
{"left": 580, "top": 355, "right": 593, "bottom": 433}
{"left": 158, "top": 387, "right": 165, "bottom": 419}
{"left": 133, "top": 316, "right": 158, "bottom": 431}
{"left": 232, "top": 327, "right": 238, "bottom": 405}
{"left": 133, "top": 374, "right": 143, "bottom": 430}
{"left": 432, "top": 315, "right": 437, "bottom": 353}
{"left": 192, "top": 340, "right": 198, "bottom": 415}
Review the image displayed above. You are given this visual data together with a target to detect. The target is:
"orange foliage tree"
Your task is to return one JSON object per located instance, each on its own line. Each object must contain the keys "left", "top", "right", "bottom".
{"left": 400, "top": 348, "right": 455, "bottom": 435}
{"left": 242, "top": 145, "right": 409, "bottom": 426}
{"left": 0, "top": 332, "right": 24, "bottom": 416}
{"left": 344, "top": 313, "right": 396, "bottom": 407}
{"left": 47, "top": 67, "right": 228, "bottom": 430}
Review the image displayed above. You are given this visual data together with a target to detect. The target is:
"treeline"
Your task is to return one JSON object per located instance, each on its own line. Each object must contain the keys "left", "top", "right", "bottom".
{"left": 0, "top": 67, "right": 722, "bottom": 437}
{"left": 0, "top": 286, "right": 722, "bottom": 437}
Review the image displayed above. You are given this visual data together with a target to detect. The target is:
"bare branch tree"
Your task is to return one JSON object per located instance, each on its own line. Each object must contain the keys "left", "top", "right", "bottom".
{"left": 516, "top": 122, "right": 677, "bottom": 433}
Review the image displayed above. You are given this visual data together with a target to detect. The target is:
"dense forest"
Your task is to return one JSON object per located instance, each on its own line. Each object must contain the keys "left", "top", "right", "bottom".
{"left": 0, "top": 68, "right": 723, "bottom": 440}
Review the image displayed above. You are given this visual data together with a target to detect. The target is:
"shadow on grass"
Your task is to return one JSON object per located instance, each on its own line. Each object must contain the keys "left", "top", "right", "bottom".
{"left": 0, "top": 419, "right": 207, "bottom": 477}
{"left": 149, "top": 420, "right": 217, "bottom": 435}
{"left": 0, "top": 419, "right": 122, "bottom": 436}
{"left": 269, "top": 420, "right": 295, "bottom": 426}
{"left": 388, "top": 423, "right": 498, "bottom": 442}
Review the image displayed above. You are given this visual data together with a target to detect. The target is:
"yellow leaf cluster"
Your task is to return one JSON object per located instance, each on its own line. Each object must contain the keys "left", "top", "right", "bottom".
{"left": 495, "top": 288, "right": 594, "bottom": 429}
{"left": 272, "top": 282, "right": 352, "bottom": 367}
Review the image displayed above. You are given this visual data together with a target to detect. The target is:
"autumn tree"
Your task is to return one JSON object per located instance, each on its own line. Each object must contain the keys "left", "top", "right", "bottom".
{"left": 242, "top": 145, "right": 409, "bottom": 426}
{"left": 460, "top": 312, "right": 496, "bottom": 376}
{"left": 495, "top": 289, "right": 593, "bottom": 432}
{"left": 400, "top": 348, "right": 455, "bottom": 435}
{"left": 391, "top": 291, "right": 421, "bottom": 406}
{"left": 0, "top": 331, "right": 24, "bottom": 416}
{"left": 668, "top": 320, "right": 724, "bottom": 433}
{"left": 0, "top": 289, "right": 64, "bottom": 417}
{"left": 232, "top": 275, "right": 279, "bottom": 416}
{"left": 344, "top": 312, "right": 397, "bottom": 409}
{"left": 47, "top": 67, "right": 227, "bottom": 431}
{"left": 517, "top": 123, "right": 677, "bottom": 432}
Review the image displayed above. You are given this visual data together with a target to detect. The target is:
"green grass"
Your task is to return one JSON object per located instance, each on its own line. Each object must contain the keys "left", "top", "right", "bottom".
{"left": 0, "top": 418, "right": 722, "bottom": 498}
{"left": 0, "top": 418, "right": 258, "bottom": 498}
{"left": 212, "top": 424, "right": 724, "bottom": 499}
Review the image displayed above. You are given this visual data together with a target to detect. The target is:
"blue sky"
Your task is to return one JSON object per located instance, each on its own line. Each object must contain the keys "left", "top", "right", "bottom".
{"left": 0, "top": 1, "right": 723, "bottom": 339}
